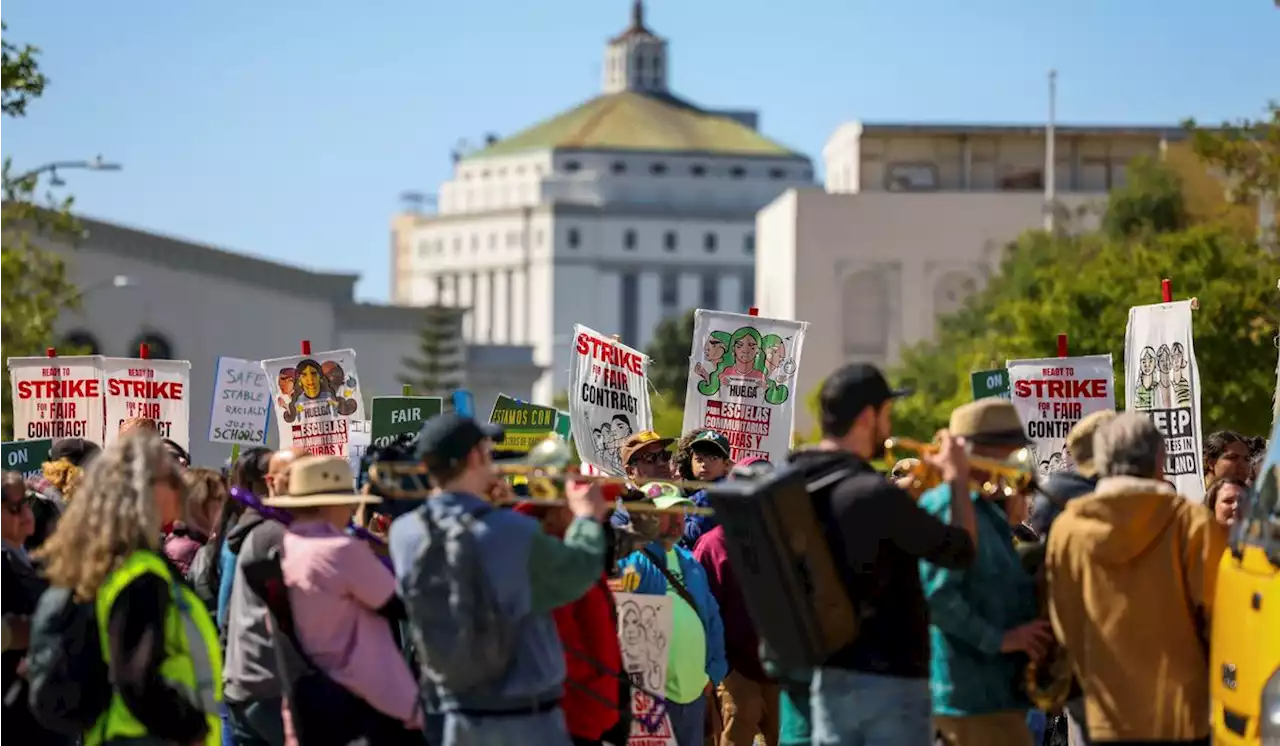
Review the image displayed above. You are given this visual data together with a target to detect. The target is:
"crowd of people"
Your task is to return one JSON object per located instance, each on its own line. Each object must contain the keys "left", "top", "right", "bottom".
{"left": 1, "top": 363, "right": 1272, "bottom": 746}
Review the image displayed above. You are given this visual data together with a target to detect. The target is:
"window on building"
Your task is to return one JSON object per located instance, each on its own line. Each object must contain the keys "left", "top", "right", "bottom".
{"left": 515, "top": 165, "right": 526, "bottom": 175}
{"left": 650, "top": 162, "right": 668, "bottom": 176}
{"left": 567, "top": 228, "right": 581, "bottom": 248}
{"left": 703, "top": 232, "right": 718, "bottom": 253}
{"left": 623, "top": 229, "right": 637, "bottom": 250}
{"left": 1000, "top": 168, "right": 1044, "bottom": 191}
{"left": 435, "top": 275, "right": 445, "bottom": 299}
{"left": 506, "top": 231, "right": 517, "bottom": 247}
{"left": 741, "top": 270, "right": 755, "bottom": 310}
{"left": 131, "top": 332, "right": 175, "bottom": 360}
{"left": 61, "top": 330, "right": 101, "bottom": 355}
{"left": 470, "top": 235, "right": 479, "bottom": 251}
{"left": 663, "top": 231, "right": 678, "bottom": 252}
{"left": 730, "top": 166, "right": 746, "bottom": 179}
{"left": 660, "top": 273, "right": 678, "bottom": 306}
{"left": 417, "top": 241, "right": 428, "bottom": 257}
{"left": 690, "top": 164, "right": 707, "bottom": 177}
{"left": 563, "top": 160, "right": 581, "bottom": 174}
{"left": 700, "top": 274, "right": 719, "bottom": 309}
{"left": 611, "top": 161, "right": 627, "bottom": 175}
{"left": 768, "top": 167, "right": 787, "bottom": 180}
{"left": 886, "top": 163, "right": 939, "bottom": 192}
{"left": 453, "top": 237, "right": 462, "bottom": 253}
{"left": 488, "top": 233, "right": 498, "bottom": 249}
{"left": 481, "top": 169, "right": 491, "bottom": 179}
{"left": 620, "top": 273, "right": 639, "bottom": 346}
{"left": 743, "top": 233, "right": 756, "bottom": 254}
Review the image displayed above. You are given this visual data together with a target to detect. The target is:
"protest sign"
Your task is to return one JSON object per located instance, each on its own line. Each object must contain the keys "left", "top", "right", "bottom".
{"left": 489, "top": 394, "right": 565, "bottom": 454}
{"left": 370, "top": 396, "right": 442, "bottom": 448}
{"left": 1125, "top": 300, "right": 1205, "bottom": 500}
{"left": 1007, "top": 355, "right": 1116, "bottom": 476}
{"left": 568, "top": 325, "right": 653, "bottom": 475}
{"left": 614, "top": 592, "right": 676, "bottom": 746}
{"left": 102, "top": 358, "right": 192, "bottom": 450}
{"left": 208, "top": 357, "right": 271, "bottom": 446}
{"left": 261, "top": 349, "right": 365, "bottom": 457}
{"left": 681, "top": 309, "right": 807, "bottom": 464}
{"left": 7, "top": 356, "right": 107, "bottom": 442}
{"left": 971, "top": 368, "right": 1011, "bottom": 400}
{"left": 2, "top": 439, "right": 53, "bottom": 479}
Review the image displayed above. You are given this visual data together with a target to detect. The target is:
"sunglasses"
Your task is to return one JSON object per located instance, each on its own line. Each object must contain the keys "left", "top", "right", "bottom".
{"left": 3, "top": 499, "right": 30, "bottom": 516}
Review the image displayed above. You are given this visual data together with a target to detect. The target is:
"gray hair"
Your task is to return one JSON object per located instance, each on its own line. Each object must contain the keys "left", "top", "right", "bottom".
{"left": 1093, "top": 413, "right": 1164, "bottom": 479}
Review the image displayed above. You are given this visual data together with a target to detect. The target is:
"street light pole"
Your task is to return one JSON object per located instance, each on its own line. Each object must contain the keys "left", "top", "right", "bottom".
{"left": 1044, "top": 69, "right": 1057, "bottom": 234}
{"left": 14, "top": 155, "right": 123, "bottom": 186}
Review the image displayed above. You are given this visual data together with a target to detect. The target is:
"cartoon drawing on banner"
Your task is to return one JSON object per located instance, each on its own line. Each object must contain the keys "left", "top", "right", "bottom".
{"left": 1134, "top": 347, "right": 1157, "bottom": 411}
{"left": 568, "top": 325, "right": 652, "bottom": 474}
{"left": 591, "top": 413, "right": 634, "bottom": 472}
{"left": 695, "top": 326, "right": 795, "bottom": 404}
{"left": 278, "top": 358, "right": 359, "bottom": 422}
{"left": 614, "top": 592, "right": 676, "bottom": 745}
{"left": 1136, "top": 344, "right": 1194, "bottom": 412}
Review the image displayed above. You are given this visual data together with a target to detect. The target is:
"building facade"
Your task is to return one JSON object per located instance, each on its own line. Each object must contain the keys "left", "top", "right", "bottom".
{"left": 759, "top": 121, "right": 1179, "bottom": 434}
{"left": 41, "top": 216, "right": 540, "bottom": 467}
{"left": 390, "top": 1, "right": 814, "bottom": 404}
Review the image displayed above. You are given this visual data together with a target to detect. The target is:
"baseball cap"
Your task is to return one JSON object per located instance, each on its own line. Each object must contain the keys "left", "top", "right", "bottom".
{"left": 619, "top": 431, "right": 675, "bottom": 466}
{"left": 49, "top": 438, "right": 101, "bottom": 467}
{"left": 637, "top": 482, "right": 695, "bottom": 511}
{"left": 414, "top": 412, "right": 505, "bottom": 469}
{"left": 819, "top": 363, "right": 912, "bottom": 435}
{"left": 688, "top": 430, "right": 731, "bottom": 458}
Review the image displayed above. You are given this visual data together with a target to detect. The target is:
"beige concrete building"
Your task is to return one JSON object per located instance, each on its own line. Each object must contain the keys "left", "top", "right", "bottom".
{"left": 757, "top": 121, "right": 1180, "bottom": 434}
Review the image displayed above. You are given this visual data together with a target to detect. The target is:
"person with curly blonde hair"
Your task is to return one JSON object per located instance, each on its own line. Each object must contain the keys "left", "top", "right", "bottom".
{"left": 36, "top": 431, "right": 224, "bottom": 745}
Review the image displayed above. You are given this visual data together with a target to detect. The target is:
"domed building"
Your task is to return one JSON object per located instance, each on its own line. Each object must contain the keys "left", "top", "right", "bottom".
{"left": 390, "top": 1, "right": 814, "bottom": 403}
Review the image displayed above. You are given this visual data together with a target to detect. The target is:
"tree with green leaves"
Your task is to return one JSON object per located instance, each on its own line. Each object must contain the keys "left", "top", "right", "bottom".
{"left": 644, "top": 308, "right": 696, "bottom": 407}
{"left": 804, "top": 155, "right": 1280, "bottom": 442}
{"left": 2, "top": 24, "right": 84, "bottom": 441}
{"left": 399, "top": 305, "right": 467, "bottom": 396}
{"left": 1186, "top": 102, "right": 1279, "bottom": 205}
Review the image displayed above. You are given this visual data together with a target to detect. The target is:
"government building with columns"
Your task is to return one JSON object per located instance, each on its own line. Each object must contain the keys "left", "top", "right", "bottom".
{"left": 390, "top": 1, "right": 813, "bottom": 404}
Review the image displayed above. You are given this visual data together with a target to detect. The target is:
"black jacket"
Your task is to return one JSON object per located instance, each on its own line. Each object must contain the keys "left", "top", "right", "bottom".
{"left": 1029, "top": 470, "right": 1098, "bottom": 539}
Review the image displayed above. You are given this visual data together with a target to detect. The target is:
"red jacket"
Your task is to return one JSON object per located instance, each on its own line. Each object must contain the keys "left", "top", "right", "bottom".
{"left": 552, "top": 577, "right": 622, "bottom": 740}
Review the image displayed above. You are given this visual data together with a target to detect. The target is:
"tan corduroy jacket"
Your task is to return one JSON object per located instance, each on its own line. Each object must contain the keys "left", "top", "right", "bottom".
{"left": 1046, "top": 476, "right": 1227, "bottom": 742}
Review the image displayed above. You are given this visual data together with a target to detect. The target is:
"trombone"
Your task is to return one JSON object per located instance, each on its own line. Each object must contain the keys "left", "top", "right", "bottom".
{"left": 884, "top": 436, "right": 1036, "bottom": 498}
{"left": 366, "top": 435, "right": 716, "bottom": 516}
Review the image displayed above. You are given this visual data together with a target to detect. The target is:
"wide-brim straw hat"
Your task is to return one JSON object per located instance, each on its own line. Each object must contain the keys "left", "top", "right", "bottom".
{"left": 263, "top": 454, "right": 381, "bottom": 508}
{"left": 948, "top": 399, "right": 1033, "bottom": 447}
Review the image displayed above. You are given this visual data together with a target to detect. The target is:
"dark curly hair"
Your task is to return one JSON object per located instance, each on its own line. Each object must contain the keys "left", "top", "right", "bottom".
{"left": 1203, "top": 430, "right": 1247, "bottom": 472}
{"left": 672, "top": 432, "right": 700, "bottom": 480}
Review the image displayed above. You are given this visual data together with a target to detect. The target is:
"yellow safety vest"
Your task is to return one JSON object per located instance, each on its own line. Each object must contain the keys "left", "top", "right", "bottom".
{"left": 86, "top": 549, "right": 223, "bottom": 746}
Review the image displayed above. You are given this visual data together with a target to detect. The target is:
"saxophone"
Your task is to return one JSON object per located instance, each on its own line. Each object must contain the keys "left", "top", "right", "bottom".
{"left": 1019, "top": 540, "right": 1075, "bottom": 711}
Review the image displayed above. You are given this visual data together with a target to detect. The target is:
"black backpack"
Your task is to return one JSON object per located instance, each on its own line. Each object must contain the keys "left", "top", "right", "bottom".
{"left": 25, "top": 586, "right": 111, "bottom": 734}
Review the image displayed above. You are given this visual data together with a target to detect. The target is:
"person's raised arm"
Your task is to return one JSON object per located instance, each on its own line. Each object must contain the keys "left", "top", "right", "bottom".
{"left": 529, "top": 480, "right": 609, "bottom": 613}
{"left": 923, "top": 430, "right": 979, "bottom": 552}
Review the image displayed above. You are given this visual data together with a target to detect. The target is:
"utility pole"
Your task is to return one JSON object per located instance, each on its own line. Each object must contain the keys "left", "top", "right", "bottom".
{"left": 1044, "top": 69, "right": 1057, "bottom": 234}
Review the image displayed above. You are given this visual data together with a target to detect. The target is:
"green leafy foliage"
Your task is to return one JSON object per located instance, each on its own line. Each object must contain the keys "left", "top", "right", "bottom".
{"left": 645, "top": 309, "right": 695, "bottom": 408}
{"left": 806, "top": 157, "right": 1280, "bottom": 442}
{"left": 399, "top": 306, "right": 466, "bottom": 396}
{"left": 1186, "top": 102, "right": 1279, "bottom": 204}
{"left": 2, "top": 25, "right": 84, "bottom": 441}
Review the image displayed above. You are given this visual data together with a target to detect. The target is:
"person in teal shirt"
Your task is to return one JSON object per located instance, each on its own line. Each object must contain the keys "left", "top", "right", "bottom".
{"left": 617, "top": 490, "right": 727, "bottom": 746}
{"left": 917, "top": 400, "right": 1048, "bottom": 746}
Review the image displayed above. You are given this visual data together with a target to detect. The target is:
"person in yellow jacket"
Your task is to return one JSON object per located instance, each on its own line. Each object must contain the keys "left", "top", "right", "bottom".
{"left": 37, "top": 431, "right": 223, "bottom": 745}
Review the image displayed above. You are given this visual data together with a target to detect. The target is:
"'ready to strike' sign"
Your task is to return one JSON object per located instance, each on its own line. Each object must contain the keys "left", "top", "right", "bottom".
{"left": 7, "top": 356, "right": 108, "bottom": 443}
{"left": 568, "top": 325, "right": 653, "bottom": 476}
{"left": 208, "top": 357, "right": 272, "bottom": 446}
{"left": 1006, "top": 355, "right": 1115, "bottom": 476}
{"left": 102, "top": 357, "right": 193, "bottom": 451}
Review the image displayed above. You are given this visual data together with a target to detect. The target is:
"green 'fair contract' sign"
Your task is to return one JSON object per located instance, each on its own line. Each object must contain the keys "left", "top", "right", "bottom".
{"left": 489, "top": 394, "right": 571, "bottom": 454}
{"left": 369, "top": 396, "right": 443, "bottom": 448}
{"left": 970, "top": 369, "right": 1011, "bottom": 400}
{"left": 2, "top": 438, "right": 53, "bottom": 480}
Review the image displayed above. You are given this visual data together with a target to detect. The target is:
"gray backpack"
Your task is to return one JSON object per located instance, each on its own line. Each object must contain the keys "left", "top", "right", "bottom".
{"left": 400, "top": 501, "right": 517, "bottom": 693}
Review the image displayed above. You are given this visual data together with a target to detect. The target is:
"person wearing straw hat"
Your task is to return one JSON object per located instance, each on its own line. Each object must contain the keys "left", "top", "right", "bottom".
{"left": 266, "top": 456, "right": 423, "bottom": 742}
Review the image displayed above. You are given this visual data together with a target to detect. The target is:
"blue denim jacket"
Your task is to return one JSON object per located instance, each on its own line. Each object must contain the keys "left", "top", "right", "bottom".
{"left": 917, "top": 485, "right": 1037, "bottom": 715}
{"left": 618, "top": 541, "right": 729, "bottom": 685}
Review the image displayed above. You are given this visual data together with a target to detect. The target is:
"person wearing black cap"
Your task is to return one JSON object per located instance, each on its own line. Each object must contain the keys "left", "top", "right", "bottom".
{"left": 387, "top": 413, "right": 610, "bottom": 746}
{"left": 786, "top": 363, "right": 979, "bottom": 746}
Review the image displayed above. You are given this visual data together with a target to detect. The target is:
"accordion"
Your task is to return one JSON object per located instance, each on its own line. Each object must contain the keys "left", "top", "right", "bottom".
{"left": 704, "top": 467, "right": 858, "bottom": 671}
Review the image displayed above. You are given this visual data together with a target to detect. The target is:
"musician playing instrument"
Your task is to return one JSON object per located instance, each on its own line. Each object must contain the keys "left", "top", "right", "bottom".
{"left": 916, "top": 399, "right": 1050, "bottom": 746}
{"left": 785, "top": 364, "right": 978, "bottom": 746}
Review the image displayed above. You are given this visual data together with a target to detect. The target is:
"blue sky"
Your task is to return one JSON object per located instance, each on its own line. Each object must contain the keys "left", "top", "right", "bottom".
{"left": 3, "top": 0, "right": 1276, "bottom": 302}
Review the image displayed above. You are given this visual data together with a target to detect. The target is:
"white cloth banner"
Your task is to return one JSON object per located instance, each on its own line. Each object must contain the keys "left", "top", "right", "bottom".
{"left": 1124, "top": 300, "right": 1205, "bottom": 501}
{"left": 614, "top": 592, "right": 676, "bottom": 746}
{"left": 568, "top": 325, "right": 653, "bottom": 475}
{"left": 208, "top": 357, "right": 272, "bottom": 446}
{"left": 1007, "top": 355, "right": 1116, "bottom": 476}
{"left": 6, "top": 356, "right": 107, "bottom": 443}
{"left": 261, "top": 349, "right": 365, "bottom": 457}
{"left": 681, "top": 309, "right": 807, "bottom": 464}
{"left": 101, "top": 358, "right": 192, "bottom": 450}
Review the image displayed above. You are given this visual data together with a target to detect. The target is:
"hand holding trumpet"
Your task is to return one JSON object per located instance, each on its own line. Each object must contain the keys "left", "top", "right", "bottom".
{"left": 922, "top": 429, "right": 970, "bottom": 483}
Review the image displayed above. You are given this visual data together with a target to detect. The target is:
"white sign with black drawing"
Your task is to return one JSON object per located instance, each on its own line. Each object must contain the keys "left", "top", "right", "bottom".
{"left": 614, "top": 592, "right": 676, "bottom": 746}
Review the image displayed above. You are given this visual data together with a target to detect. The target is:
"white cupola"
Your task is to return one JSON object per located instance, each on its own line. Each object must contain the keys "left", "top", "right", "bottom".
{"left": 602, "top": 1, "right": 669, "bottom": 95}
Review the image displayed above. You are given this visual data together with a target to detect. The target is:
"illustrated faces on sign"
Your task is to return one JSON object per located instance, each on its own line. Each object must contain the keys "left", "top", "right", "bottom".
{"left": 732, "top": 332, "right": 759, "bottom": 372}
{"left": 695, "top": 338, "right": 728, "bottom": 384}
{"left": 281, "top": 358, "right": 359, "bottom": 423}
